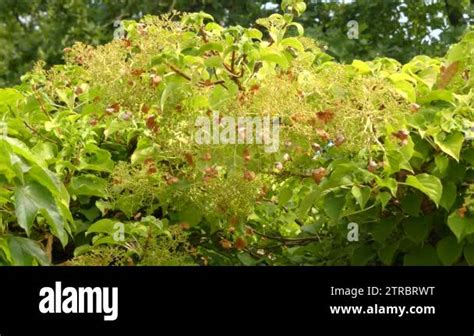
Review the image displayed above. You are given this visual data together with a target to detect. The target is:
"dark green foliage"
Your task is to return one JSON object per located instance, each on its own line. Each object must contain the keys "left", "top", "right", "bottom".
{"left": 0, "top": 2, "right": 473, "bottom": 266}
{"left": 1, "top": 0, "right": 472, "bottom": 87}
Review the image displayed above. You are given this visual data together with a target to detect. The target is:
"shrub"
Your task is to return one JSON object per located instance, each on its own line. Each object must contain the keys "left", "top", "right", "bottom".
{"left": 0, "top": 1, "right": 473, "bottom": 265}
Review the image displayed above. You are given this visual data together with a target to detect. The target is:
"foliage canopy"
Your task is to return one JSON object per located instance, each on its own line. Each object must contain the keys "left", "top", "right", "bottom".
{"left": 0, "top": 0, "right": 472, "bottom": 87}
{"left": 0, "top": 1, "right": 473, "bottom": 266}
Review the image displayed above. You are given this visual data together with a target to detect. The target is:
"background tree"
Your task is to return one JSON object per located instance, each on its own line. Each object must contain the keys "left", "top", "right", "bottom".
{"left": 0, "top": 0, "right": 472, "bottom": 87}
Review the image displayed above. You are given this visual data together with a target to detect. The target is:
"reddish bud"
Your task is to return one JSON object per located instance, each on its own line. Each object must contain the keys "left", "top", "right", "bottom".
{"left": 312, "top": 167, "right": 327, "bottom": 184}
{"left": 203, "top": 152, "right": 212, "bottom": 161}
{"left": 235, "top": 237, "right": 247, "bottom": 251}
{"left": 220, "top": 239, "right": 232, "bottom": 249}
{"left": 244, "top": 170, "right": 256, "bottom": 181}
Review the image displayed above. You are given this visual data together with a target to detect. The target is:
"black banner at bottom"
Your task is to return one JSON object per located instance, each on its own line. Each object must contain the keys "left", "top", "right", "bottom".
{"left": 0, "top": 267, "right": 471, "bottom": 335}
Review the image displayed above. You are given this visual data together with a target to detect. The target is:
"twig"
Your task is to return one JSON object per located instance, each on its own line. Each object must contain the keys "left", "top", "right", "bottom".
{"left": 45, "top": 233, "right": 54, "bottom": 263}
{"left": 199, "top": 27, "right": 209, "bottom": 43}
{"left": 231, "top": 50, "right": 236, "bottom": 73}
{"left": 243, "top": 247, "right": 263, "bottom": 259}
{"left": 168, "top": 0, "right": 177, "bottom": 12}
{"left": 198, "top": 80, "right": 226, "bottom": 87}
{"left": 247, "top": 226, "right": 321, "bottom": 245}
{"left": 223, "top": 57, "right": 246, "bottom": 91}
{"left": 263, "top": 170, "right": 312, "bottom": 178}
{"left": 166, "top": 62, "right": 192, "bottom": 81}
{"left": 24, "top": 121, "right": 60, "bottom": 145}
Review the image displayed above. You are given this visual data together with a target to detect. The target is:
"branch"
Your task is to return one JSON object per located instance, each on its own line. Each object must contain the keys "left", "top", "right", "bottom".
{"left": 168, "top": 0, "right": 177, "bottom": 12}
{"left": 45, "top": 233, "right": 54, "bottom": 263}
{"left": 263, "top": 170, "right": 312, "bottom": 178}
{"left": 198, "top": 79, "right": 226, "bottom": 87}
{"left": 231, "top": 50, "right": 236, "bottom": 73}
{"left": 223, "top": 54, "right": 246, "bottom": 91}
{"left": 166, "top": 62, "right": 192, "bottom": 81}
{"left": 24, "top": 121, "right": 60, "bottom": 145}
{"left": 247, "top": 226, "right": 321, "bottom": 246}
{"left": 199, "top": 27, "right": 210, "bottom": 43}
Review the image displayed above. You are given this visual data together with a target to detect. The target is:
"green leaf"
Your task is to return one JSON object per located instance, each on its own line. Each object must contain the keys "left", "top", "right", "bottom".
{"left": 160, "top": 81, "right": 179, "bottom": 113}
{"left": 31, "top": 142, "right": 58, "bottom": 162}
{"left": 55, "top": 88, "right": 74, "bottom": 109}
{"left": 27, "top": 165, "right": 69, "bottom": 203}
{"left": 92, "top": 236, "right": 123, "bottom": 247}
{"left": 436, "top": 236, "right": 462, "bottom": 266}
{"left": 7, "top": 236, "right": 50, "bottom": 266}
{"left": 400, "top": 191, "right": 422, "bottom": 216}
{"left": 376, "top": 191, "right": 392, "bottom": 209}
{"left": 289, "top": 22, "right": 304, "bottom": 36}
{"left": 260, "top": 50, "right": 289, "bottom": 69}
{"left": 281, "top": 37, "right": 304, "bottom": 52}
{"left": 0, "top": 88, "right": 23, "bottom": 112}
{"left": 463, "top": 244, "right": 474, "bottom": 265}
{"left": 14, "top": 181, "right": 69, "bottom": 246}
{"left": 87, "top": 219, "right": 120, "bottom": 235}
{"left": 209, "top": 85, "right": 232, "bottom": 110}
{"left": 116, "top": 195, "right": 140, "bottom": 218}
{"left": 131, "top": 138, "right": 158, "bottom": 165}
{"left": 0, "top": 141, "right": 19, "bottom": 181}
{"left": 294, "top": 2, "right": 307, "bottom": 15}
{"left": 433, "top": 132, "right": 464, "bottom": 162}
{"left": 281, "top": 0, "right": 293, "bottom": 11}
{"left": 74, "top": 244, "right": 94, "bottom": 257}
{"left": 4, "top": 137, "right": 47, "bottom": 167}
{"left": 179, "top": 203, "right": 203, "bottom": 227}
{"left": 69, "top": 175, "right": 108, "bottom": 198}
{"left": 351, "top": 245, "right": 375, "bottom": 266}
{"left": 78, "top": 207, "right": 101, "bottom": 222}
{"left": 187, "top": 55, "right": 208, "bottom": 68}
{"left": 405, "top": 174, "right": 443, "bottom": 206}
{"left": 372, "top": 217, "right": 397, "bottom": 243}
{"left": 0, "top": 237, "right": 12, "bottom": 263}
{"left": 440, "top": 182, "right": 456, "bottom": 211}
{"left": 246, "top": 28, "right": 263, "bottom": 40}
{"left": 447, "top": 43, "right": 466, "bottom": 62}
{"left": 278, "top": 186, "right": 293, "bottom": 206}
{"left": 447, "top": 212, "right": 474, "bottom": 241}
{"left": 434, "top": 155, "right": 449, "bottom": 176}
{"left": 418, "top": 90, "right": 453, "bottom": 104}
{"left": 403, "top": 216, "right": 431, "bottom": 243}
{"left": 199, "top": 42, "right": 224, "bottom": 54}
{"left": 463, "top": 148, "right": 474, "bottom": 166}
{"left": 389, "top": 72, "right": 417, "bottom": 84}
{"left": 385, "top": 149, "right": 413, "bottom": 175}
{"left": 404, "top": 246, "right": 440, "bottom": 266}
{"left": 351, "top": 60, "right": 371, "bottom": 74}
{"left": 237, "top": 252, "right": 260, "bottom": 266}
{"left": 351, "top": 185, "right": 371, "bottom": 209}
{"left": 375, "top": 176, "right": 398, "bottom": 197}
{"left": 392, "top": 80, "right": 416, "bottom": 102}
{"left": 79, "top": 144, "right": 114, "bottom": 173}
{"left": 204, "top": 55, "right": 223, "bottom": 68}
{"left": 323, "top": 193, "right": 345, "bottom": 221}
{"left": 298, "top": 189, "right": 319, "bottom": 217}
{"left": 378, "top": 242, "right": 399, "bottom": 265}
